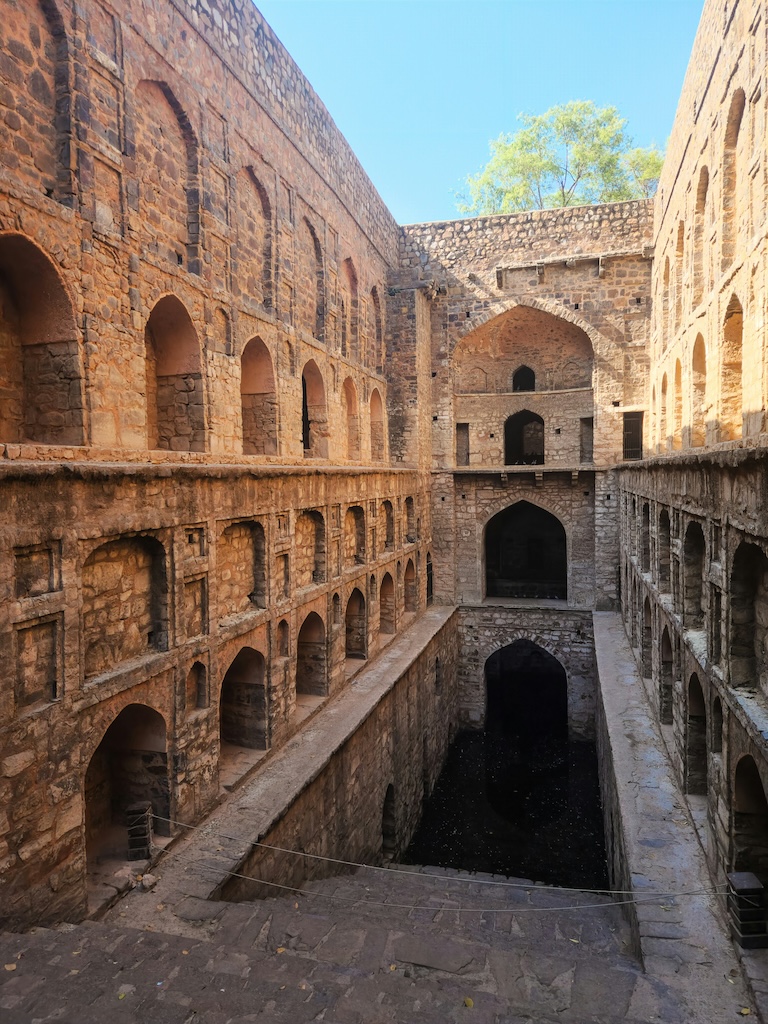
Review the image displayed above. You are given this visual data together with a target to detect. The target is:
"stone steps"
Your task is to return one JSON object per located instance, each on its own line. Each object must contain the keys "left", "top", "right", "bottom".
{"left": 0, "top": 865, "right": 694, "bottom": 1023}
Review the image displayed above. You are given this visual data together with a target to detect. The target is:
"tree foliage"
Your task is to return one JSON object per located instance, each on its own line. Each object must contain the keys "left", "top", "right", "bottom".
{"left": 458, "top": 101, "right": 664, "bottom": 215}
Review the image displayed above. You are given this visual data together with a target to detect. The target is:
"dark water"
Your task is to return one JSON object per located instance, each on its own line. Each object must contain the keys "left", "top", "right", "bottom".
{"left": 403, "top": 729, "right": 609, "bottom": 890}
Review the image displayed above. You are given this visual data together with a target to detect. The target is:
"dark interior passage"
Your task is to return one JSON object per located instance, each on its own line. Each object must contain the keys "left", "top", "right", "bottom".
{"left": 404, "top": 641, "right": 607, "bottom": 889}
{"left": 84, "top": 704, "right": 170, "bottom": 866}
{"left": 485, "top": 501, "right": 567, "bottom": 599}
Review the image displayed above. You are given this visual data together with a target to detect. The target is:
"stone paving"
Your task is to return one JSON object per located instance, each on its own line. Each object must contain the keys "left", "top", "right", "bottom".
{"left": 1, "top": 863, "right": 742, "bottom": 1024}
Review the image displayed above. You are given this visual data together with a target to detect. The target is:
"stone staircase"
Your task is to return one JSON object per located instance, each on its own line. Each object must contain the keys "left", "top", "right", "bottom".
{"left": 0, "top": 865, "right": 753, "bottom": 1023}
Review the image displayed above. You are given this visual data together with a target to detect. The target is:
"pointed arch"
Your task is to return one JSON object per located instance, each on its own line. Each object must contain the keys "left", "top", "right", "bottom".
{"left": 370, "top": 387, "right": 385, "bottom": 461}
{"left": 721, "top": 294, "right": 743, "bottom": 440}
{"left": 236, "top": 167, "right": 273, "bottom": 310}
{"left": 342, "top": 376, "right": 360, "bottom": 460}
{"left": 145, "top": 295, "right": 205, "bottom": 451}
{"left": 241, "top": 337, "right": 277, "bottom": 455}
{"left": 691, "top": 334, "right": 707, "bottom": 447}
{"left": 0, "top": 232, "right": 83, "bottom": 444}
{"left": 302, "top": 359, "right": 328, "bottom": 457}
{"left": 722, "top": 88, "right": 746, "bottom": 270}
{"left": 692, "top": 167, "right": 709, "bottom": 307}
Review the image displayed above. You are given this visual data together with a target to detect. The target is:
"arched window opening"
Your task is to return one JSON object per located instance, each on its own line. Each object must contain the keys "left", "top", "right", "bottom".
{"left": 294, "top": 511, "right": 326, "bottom": 588}
{"left": 504, "top": 410, "right": 544, "bottom": 465}
{"left": 84, "top": 705, "right": 169, "bottom": 869}
{"left": 380, "top": 573, "right": 395, "bottom": 634}
{"left": 343, "top": 506, "right": 366, "bottom": 567}
{"left": 722, "top": 89, "right": 746, "bottom": 271}
{"left": 404, "top": 558, "right": 417, "bottom": 613}
{"left": 660, "top": 628, "right": 673, "bottom": 725}
{"left": 730, "top": 543, "right": 768, "bottom": 690}
{"left": 712, "top": 696, "right": 724, "bottom": 755}
{"left": 302, "top": 360, "right": 328, "bottom": 457}
{"left": 485, "top": 501, "right": 566, "bottom": 600}
{"left": 673, "top": 360, "right": 682, "bottom": 450}
{"left": 220, "top": 648, "right": 267, "bottom": 750}
{"left": 658, "top": 509, "right": 671, "bottom": 592}
{"left": 721, "top": 295, "right": 743, "bottom": 441}
{"left": 346, "top": 589, "right": 366, "bottom": 659}
{"left": 277, "top": 619, "right": 290, "bottom": 657}
{"left": 186, "top": 662, "right": 207, "bottom": 713}
{"left": 82, "top": 537, "right": 167, "bottom": 678}
{"left": 405, "top": 497, "right": 416, "bottom": 543}
{"left": 691, "top": 335, "right": 707, "bottom": 447}
{"left": 219, "top": 521, "right": 266, "bottom": 615}
{"left": 0, "top": 234, "right": 83, "bottom": 445}
{"left": 642, "top": 598, "right": 652, "bottom": 678}
{"left": 296, "top": 612, "right": 327, "bottom": 696}
{"left": 686, "top": 674, "right": 707, "bottom": 794}
{"left": 370, "top": 388, "right": 385, "bottom": 461}
{"left": 426, "top": 553, "right": 434, "bottom": 605}
{"left": 693, "top": 167, "right": 709, "bottom": 307}
{"left": 342, "top": 377, "right": 360, "bottom": 460}
{"left": 512, "top": 366, "right": 535, "bottom": 392}
{"left": 145, "top": 296, "right": 205, "bottom": 452}
{"left": 382, "top": 784, "right": 396, "bottom": 862}
{"left": 641, "top": 503, "right": 650, "bottom": 571}
{"left": 241, "top": 337, "right": 277, "bottom": 455}
{"left": 380, "top": 500, "right": 394, "bottom": 552}
{"left": 683, "top": 522, "right": 706, "bottom": 630}
{"left": 734, "top": 755, "right": 768, "bottom": 884}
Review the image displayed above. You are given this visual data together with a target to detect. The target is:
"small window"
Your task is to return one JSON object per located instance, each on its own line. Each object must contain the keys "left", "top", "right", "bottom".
{"left": 512, "top": 366, "right": 535, "bottom": 392}
{"left": 456, "top": 423, "right": 469, "bottom": 466}
{"left": 623, "top": 412, "right": 643, "bottom": 460}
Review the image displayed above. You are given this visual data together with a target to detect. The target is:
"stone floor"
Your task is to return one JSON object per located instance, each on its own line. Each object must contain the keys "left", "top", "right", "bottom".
{"left": 1, "top": 864, "right": 748, "bottom": 1023}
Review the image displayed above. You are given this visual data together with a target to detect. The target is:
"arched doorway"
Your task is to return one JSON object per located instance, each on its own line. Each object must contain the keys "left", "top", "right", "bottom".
{"left": 220, "top": 648, "right": 267, "bottom": 750}
{"left": 685, "top": 674, "right": 707, "bottom": 795}
{"left": 84, "top": 705, "right": 169, "bottom": 870}
{"left": 504, "top": 410, "right": 544, "bottom": 464}
{"left": 297, "top": 612, "right": 327, "bottom": 696}
{"left": 345, "top": 588, "right": 367, "bottom": 659}
{"left": 240, "top": 337, "right": 277, "bottom": 455}
{"left": 734, "top": 756, "right": 768, "bottom": 884}
{"left": 380, "top": 573, "right": 395, "bottom": 634}
{"left": 485, "top": 501, "right": 567, "bottom": 599}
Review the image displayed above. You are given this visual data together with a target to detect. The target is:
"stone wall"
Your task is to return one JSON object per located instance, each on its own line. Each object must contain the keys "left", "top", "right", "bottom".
{"left": 618, "top": 449, "right": 768, "bottom": 887}
{"left": 456, "top": 606, "right": 596, "bottom": 738}
{"left": 218, "top": 612, "right": 459, "bottom": 902}
{"left": 0, "top": 461, "right": 432, "bottom": 927}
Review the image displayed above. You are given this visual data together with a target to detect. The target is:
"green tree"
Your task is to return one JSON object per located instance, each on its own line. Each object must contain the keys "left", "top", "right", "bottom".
{"left": 458, "top": 101, "right": 664, "bottom": 215}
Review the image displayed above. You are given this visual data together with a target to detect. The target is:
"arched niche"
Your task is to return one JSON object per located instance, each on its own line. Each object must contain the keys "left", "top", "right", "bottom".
{"left": 0, "top": 233, "right": 83, "bottom": 445}
{"left": 145, "top": 295, "right": 205, "bottom": 451}
{"left": 302, "top": 359, "right": 328, "bottom": 457}
{"left": 345, "top": 588, "right": 367, "bottom": 659}
{"left": 380, "top": 573, "right": 395, "bottom": 634}
{"left": 241, "top": 337, "right": 277, "bottom": 455}
{"left": 485, "top": 501, "right": 566, "bottom": 600}
{"left": 84, "top": 704, "right": 170, "bottom": 868}
{"left": 342, "top": 377, "right": 360, "bottom": 459}
{"left": 733, "top": 755, "right": 768, "bottom": 884}
{"left": 297, "top": 612, "right": 327, "bottom": 696}
{"left": 220, "top": 647, "right": 267, "bottom": 750}
{"left": 370, "top": 387, "right": 385, "bottom": 461}
{"left": 685, "top": 673, "right": 707, "bottom": 795}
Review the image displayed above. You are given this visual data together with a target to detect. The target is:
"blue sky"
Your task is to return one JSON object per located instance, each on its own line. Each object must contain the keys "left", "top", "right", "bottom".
{"left": 256, "top": 0, "right": 704, "bottom": 225}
